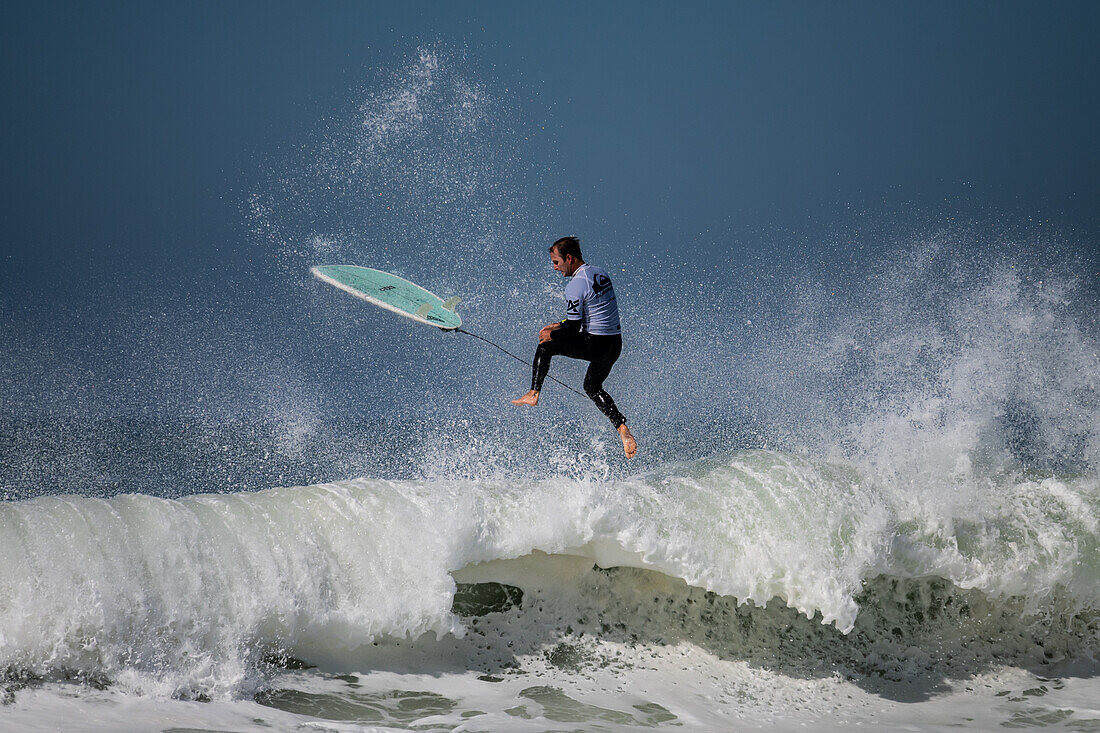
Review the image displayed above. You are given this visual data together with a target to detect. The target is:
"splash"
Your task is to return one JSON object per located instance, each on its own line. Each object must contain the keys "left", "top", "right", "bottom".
{"left": 250, "top": 46, "right": 545, "bottom": 289}
{"left": 734, "top": 230, "right": 1100, "bottom": 482}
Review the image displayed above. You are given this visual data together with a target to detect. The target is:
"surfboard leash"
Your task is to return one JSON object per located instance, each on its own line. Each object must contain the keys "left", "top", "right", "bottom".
{"left": 453, "top": 328, "right": 589, "bottom": 399}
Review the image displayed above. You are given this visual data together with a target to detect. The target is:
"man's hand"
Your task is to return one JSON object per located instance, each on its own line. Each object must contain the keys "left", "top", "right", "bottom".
{"left": 538, "top": 323, "right": 560, "bottom": 343}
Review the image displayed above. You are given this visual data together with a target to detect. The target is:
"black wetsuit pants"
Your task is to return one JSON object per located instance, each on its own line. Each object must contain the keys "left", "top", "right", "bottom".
{"left": 532, "top": 332, "right": 626, "bottom": 428}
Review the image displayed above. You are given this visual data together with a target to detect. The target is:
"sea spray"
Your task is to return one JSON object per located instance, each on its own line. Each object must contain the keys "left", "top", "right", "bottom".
{"left": 735, "top": 231, "right": 1100, "bottom": 480}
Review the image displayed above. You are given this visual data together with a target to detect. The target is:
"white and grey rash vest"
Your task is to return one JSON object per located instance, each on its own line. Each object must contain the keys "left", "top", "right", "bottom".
{"left": 564, "top": 264, "right": 621, "bottom": 335}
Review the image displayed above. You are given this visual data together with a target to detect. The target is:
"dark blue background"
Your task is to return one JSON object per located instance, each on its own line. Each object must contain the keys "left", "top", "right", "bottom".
{"left": 4, "top": 1, "right": 1098, "bottom": 271}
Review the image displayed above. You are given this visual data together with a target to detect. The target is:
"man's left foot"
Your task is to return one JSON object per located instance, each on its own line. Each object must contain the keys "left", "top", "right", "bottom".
{"left": 511, "top": 390, "right": 540, "bottom": 406}
{"left": 618, "top": 424, "right": 637, "bottom": 459}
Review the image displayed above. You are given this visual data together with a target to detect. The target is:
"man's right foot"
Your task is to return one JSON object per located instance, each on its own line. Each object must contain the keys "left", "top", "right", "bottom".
{"left": 618, "top": 424, "right": 637, "bottom": 459}
{"left": 511, "top": 390, "right": 540, "bottom": 406}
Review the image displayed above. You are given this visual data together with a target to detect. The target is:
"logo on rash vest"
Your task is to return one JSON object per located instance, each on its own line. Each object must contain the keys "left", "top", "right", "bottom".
{"left": 566, "top": 299, "right": 580, "bottom": 315}
{"left": 592, "top": 274, "right": 612, "bottom": 295}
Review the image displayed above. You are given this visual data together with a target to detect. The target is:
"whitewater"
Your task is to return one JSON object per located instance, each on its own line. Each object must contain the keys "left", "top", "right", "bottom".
{"left": 3, "top": 448, "right": 1100, "bottom": 730}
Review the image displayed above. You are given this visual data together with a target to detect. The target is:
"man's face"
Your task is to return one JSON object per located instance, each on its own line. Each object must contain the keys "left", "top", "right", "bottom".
{"left": 551, "top": 252, "right": 575, "bottom": 276}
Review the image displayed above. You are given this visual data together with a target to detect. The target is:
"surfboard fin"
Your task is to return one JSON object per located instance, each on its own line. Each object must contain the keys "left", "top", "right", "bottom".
{"left": 415, "top": 302, "right": 434, "bottom": 318}
{"left": 442, "top": 296, "right": 461, "bottom": 311}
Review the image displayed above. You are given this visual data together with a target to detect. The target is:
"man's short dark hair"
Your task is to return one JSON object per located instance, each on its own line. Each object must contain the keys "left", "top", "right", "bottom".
{"left": 550, "top": 236, "right": 583, "bottom": 261}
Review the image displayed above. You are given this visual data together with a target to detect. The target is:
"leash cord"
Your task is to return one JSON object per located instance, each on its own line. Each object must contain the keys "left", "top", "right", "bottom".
{"left": 454, "top": 327, "right": 588, "bottom": 399}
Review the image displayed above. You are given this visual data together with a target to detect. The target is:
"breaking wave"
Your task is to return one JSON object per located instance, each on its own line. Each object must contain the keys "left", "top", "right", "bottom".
{"left": 1, "top": 450, "right": 1097, "bottom": 698}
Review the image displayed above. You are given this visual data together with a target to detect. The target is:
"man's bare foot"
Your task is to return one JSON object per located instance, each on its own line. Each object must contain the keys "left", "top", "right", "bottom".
{"left": 618, "top": 424, "right": 637, "bottom": 458}
{"left": 511, "top": 390, "right": 540, "bottom": 406}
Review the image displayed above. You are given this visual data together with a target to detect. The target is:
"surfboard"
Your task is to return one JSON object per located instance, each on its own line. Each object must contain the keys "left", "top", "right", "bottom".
{"left": 311, "top": 265, "right": 462, "bottom": 331}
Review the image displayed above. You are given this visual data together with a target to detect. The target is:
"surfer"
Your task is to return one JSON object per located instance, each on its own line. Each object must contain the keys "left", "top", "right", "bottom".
{"left": 512, "top": 236, "right": 637, "bottom": 458}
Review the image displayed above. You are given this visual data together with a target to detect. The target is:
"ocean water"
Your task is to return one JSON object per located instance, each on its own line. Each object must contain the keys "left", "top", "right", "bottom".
{"left": 4, "top": 48, "right": 1100, "bottom": 731}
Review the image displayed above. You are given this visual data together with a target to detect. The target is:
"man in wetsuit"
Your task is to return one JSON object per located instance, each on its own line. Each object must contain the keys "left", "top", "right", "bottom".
{"left": 511, "top": 236, "right": 638, "bottom": 458}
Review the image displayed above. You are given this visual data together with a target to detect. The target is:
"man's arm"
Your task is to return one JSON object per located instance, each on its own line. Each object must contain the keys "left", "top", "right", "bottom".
{"left": 551, "top": 317, "right": 581, "bottom": 338}
{"left": 539, "top": 317, "right": 582, "bottom": 343}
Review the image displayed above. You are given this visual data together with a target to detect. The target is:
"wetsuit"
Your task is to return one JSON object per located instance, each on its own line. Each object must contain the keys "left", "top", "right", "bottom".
{"left": 532, "top": 263, "right": 626, "bottom": 428}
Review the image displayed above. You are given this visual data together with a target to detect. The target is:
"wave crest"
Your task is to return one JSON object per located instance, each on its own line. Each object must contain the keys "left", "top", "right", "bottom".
{"left": 2, "top": 450, "right": 1097, "bottom": 696}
